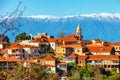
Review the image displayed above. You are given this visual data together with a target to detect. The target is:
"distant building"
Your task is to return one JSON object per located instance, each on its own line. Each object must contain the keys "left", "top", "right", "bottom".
{"left": 30, "top": 32, "right": 53, "bottom": 40}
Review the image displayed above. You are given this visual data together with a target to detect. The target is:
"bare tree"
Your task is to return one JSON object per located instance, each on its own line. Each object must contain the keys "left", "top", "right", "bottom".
{"left": 57, "top": 31, "right": 66, "bottom": 38}
{"left": 0, "top": 2, "right": 26, "bottom": 35}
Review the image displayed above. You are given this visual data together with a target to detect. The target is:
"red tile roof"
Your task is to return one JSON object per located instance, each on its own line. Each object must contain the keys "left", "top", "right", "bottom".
{"left": 86, "top": 44, "right": 113, "bottom": 52}
{"left": 65, "top": 53, "right": 78, "bottom": 58}
{"left": 57, "top": 34, "right": 80, "bottom": 42}
{"left": 0, "top": 42, "right": 8, "bottom": 44}
{"left": 88, "top": 55, "right": 119, "bottom": 61}
{"left": 0, "top": 48, "right": 8, "bottom": 54}
{"left": 9, "top": 43, "right": 39, "bottom": 49}
{"left": 32, "top": 37, "right": 56, "bottom": 43}
{"left": 78, "top": 55, "right": 88, "bottom": 60}
{"left": 0, "top": 57, "right": 21, "bottom": 62}
{"left": 61, "top": 44, "right": 83, "bottom": 48}
{"left": 111, "top": 42, "right": 120, "bottom": 46}
{"left": 41, "top": 55, "right": 55, "bottom": 61}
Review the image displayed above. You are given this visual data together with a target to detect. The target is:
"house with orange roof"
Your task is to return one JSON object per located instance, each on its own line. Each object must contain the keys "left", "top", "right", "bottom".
{"left": 55, "top": 44, "right": 86, "bottom": 57}
{"left": 40, "top": 55, "right": 56, "bottom": 73}
{"left": 22, "top": 45, "right": 40, "bottom": 59}
{"left": 31, "top": 37, "right": 56, "bottom": 52}
{"left": 63, "top": 53, "right": 78, "bottom": 63}
{"left": 87, "top": 55, "right": 120, "bottom": 73}
{"left": 7, "top": 43, "right": 40, "bottom": 59}
{"left": 7, "top": 43, "right": 25, "bottom": 58}
{"left": 86, "top": 44, "right": 114, "bottom": 55}
{"left": 0, "top": 56, "right": 21, "bottom": 68}
{"left": 57, "top": 34, "right": 81, "bottom": 45}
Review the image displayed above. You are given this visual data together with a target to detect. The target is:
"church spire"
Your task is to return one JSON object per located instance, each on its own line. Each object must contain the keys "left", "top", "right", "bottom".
{"left": 76, "top": 24, "right": 81, "bottom": 36}
{"left": 76, "top": 24, "right": 83, "bottom": 40}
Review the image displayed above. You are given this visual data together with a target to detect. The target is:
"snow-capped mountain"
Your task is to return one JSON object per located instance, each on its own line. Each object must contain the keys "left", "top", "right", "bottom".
{"left": 5, "top": 13, "right": 120, "bottom": 42}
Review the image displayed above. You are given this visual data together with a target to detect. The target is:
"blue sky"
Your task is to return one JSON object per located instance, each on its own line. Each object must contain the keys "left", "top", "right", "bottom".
{"left": 0, "top": 0, "right": 120, "bottom": 17}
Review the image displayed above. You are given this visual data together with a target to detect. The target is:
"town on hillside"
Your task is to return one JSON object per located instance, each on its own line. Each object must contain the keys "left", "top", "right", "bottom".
{"left": 0, "top": 25, "right": 120, "bottom": 79}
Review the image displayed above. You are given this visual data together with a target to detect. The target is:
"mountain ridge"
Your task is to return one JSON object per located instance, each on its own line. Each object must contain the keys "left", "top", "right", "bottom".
{"left": 4, "top": 13, "right": 120, "bottom": 42}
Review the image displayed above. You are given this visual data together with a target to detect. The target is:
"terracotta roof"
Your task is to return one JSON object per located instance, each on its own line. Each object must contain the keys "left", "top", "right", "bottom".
{"left": 0, "top": 48, "right": 8, "bottom": 54}
{"left": 111, "top": 42, "right": 120, "bottom": 46}
{"left": 41, "top": 55, "right": 55, "bottom": 61}
{"left": 61, "top": 44, "right": 83, "bottom": 48}
{"left": 47, "top": 38, "right": 56, "bottom": 42}
{"left": 0, "top": 42, "right": 8, "bottom": 44}
{"left": 10, "top": 43, "right": 22, "bottom": 49}
{"left": 9, "top": 43, "right": 39, "bottom": 49}
{"left": 57, "top": 34, "right": 80, "bottom": 42}
{"left": 86, "top": 44, "right": 113, "bottom": 52}
{"left": 88, "top": 55, "right": 119, "bottom": 61}
{"left": 0, "top": 57, "right": 21, "bottom": 62}
{"left": 78, "top": 55, "right": 88, "bottom": 60}
{"left": 65, "top": 53, "right": 78, "bottom": 58}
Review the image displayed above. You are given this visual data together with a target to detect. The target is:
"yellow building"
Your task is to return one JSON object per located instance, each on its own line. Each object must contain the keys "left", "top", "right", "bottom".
{"left": 55, "top": 44, "right": 85, "bottom": 58}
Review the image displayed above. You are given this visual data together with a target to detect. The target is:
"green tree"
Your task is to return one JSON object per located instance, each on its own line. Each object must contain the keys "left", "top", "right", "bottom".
{"left": 15, "top": 32, "right": 31, "bottom": 42}
{"left": 0, "top": 34, "right": 9, "bottom": 42}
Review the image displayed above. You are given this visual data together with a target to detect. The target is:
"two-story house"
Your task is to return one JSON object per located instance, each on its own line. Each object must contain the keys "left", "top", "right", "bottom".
{"left": 55, "top": 44, "right": 85, "bottom": 57}
{"left": 86, "top": 44, "right": 114, "bottom": 55}
{"left": 88, "top": 55, "right": 120, "bottom": 73}
{"left": 40, "top": 55, "right": 56, "bottom": 73}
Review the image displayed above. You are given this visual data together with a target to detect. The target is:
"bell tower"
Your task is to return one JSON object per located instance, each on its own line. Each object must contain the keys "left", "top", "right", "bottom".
{"left": 76, "top": 24, "right": 83, "bottom": 40}
{"left": 76, "top": 24, "right": 81, "bottom": 36}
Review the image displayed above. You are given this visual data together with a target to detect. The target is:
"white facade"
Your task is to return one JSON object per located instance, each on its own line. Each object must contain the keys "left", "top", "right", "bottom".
{"left": 30, "top": 42, "right": 39, "bottom": 47}
{"left": 50, "top": 42, "right": 56, "bottom": 50}
{"left": 0, "top": 44, "right": 3, "bottom": 49}
{"left": 7, "top": 49, "right": 22, "bottom": 55}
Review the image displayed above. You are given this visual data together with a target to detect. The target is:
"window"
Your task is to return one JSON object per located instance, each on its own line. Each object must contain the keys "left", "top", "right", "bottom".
{"left": 52, "top": 44, "right": 54, "bottom": 46}
{"left": 12, "top": 50, "right": 16, "bottom": 53}
{"left": 48, "top": 68, "right": 51, "bottom": 71}
{"left": 79, "top": 61, "right": 81, "bottom": 63}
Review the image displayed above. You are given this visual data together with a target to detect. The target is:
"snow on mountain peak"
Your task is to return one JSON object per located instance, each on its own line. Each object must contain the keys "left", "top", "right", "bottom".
{"left": 80, "top": 13, "right": 120, "bottom": 19}
{"left": 27, "top": 13, "right": 120, "bottom": 19}
{"left": 27, "top": 15, "right": 59, "bottom": 19}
